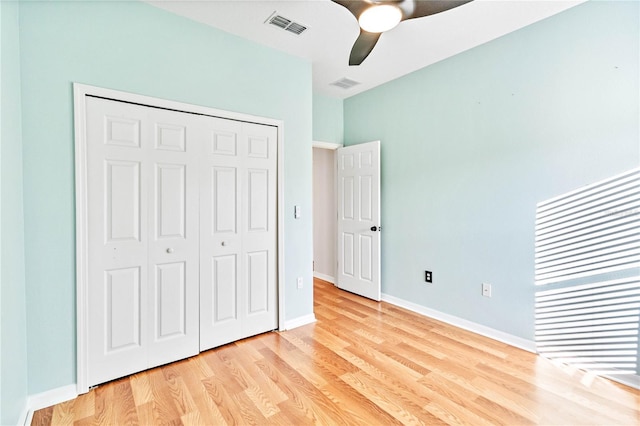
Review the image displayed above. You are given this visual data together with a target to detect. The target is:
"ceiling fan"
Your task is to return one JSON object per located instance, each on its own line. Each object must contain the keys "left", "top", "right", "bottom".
{"left": 331, "top": 0, "right": 473, "bottom": 66}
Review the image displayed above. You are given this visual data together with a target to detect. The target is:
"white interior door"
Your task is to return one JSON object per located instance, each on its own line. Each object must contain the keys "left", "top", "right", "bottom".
{"left": 199, "top": 119, "right": 278, "bottom": 351}
{"left": 336, "top": 141, "right": 381, "bottom": 301}
{"left": 86, "top": 97, "right": 199, "bottom": 386}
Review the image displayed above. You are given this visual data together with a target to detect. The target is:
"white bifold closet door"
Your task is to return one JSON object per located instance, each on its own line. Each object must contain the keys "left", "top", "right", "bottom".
{"left": 84, "top": 96, "right": 277, "bottom": 387}
{"left": 86, "top": 97, "right": 200, "bottom": 386}
{"left": 199, "top": 118, "right": 278, "bottom": 351}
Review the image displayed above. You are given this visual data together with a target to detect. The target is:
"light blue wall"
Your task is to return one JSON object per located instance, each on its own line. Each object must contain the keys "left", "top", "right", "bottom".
{"left": 313, "top": 93, "right": 344, "bottom": 144}
{"left": 19, "top": 1, "right": 313, "bottom": 394}
{"left": 1, "top": 0, "right": 29, "bottom": 422}
{"left": 344, "top": 1, "right": 639, "bottom": 341}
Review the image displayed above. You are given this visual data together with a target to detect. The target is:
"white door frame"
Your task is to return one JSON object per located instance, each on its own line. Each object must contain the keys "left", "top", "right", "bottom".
{"left": 74, "top": 83, "right": 286, "bottom": 394}
{"left": 312, "top": 141, "right": 342, "bottom": 150}
{"left": 312, "top": 141, "right": 342, "bottom": 284}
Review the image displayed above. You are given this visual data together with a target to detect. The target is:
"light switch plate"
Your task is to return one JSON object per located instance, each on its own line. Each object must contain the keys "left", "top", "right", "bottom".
{"left": 482, "top": 283, "right": 492, "bottom": 297}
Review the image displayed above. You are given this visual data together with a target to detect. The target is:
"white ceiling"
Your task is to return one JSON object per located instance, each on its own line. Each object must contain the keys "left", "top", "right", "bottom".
{"left": 147, "top": 0, "right": 585, "bottom": 99}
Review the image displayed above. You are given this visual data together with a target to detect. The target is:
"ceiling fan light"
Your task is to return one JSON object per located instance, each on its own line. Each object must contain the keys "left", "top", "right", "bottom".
{"left": 358, "top": 5, "right": 402, "bottom": 33}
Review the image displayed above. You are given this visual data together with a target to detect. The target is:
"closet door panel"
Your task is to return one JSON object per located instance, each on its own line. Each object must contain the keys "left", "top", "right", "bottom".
{"left": 147, "top": 109, "right": 199, "bottom": 367}
{"left": 212, "top": 167, "right": 238, "bottom": 234}
{"left": 86, "top": 98, "right": 149, "bottom": 386}
{"left": 154, "top": 262, "right": 186, "bottom": 338}
{"left": 247, "top": 250, "right": 269, "bottom": 314}
{"left": 200, "top": 118, "right": 244, "bottom": 351}
{"left": 212, "top": 254, "right": 238, "bottom": 321}
{"left": 86, "top": 99, "right": 199, "bottom": 386}
{"left": 247, "top": 169, "right": 269, "bottom": 232}
{"left": 242, "top": 123, "right": 278, "bottom": 337}
{"left": 105, "top": 267, "right": 142, "bottom": 351}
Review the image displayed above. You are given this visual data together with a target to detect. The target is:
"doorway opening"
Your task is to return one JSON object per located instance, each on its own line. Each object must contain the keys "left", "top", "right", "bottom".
{"left": 312, "top": 140, "right": 382, "bottom": 302}
{"left": 312, "top": 143, "right": 340, "bottom": 285}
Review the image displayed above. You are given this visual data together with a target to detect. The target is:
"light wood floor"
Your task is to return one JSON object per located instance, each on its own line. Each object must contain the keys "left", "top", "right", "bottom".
{"left": 33, "top": 278, "right": 640, "bottom": 425}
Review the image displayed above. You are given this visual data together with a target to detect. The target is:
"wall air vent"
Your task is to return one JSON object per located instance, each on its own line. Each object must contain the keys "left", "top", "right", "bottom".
{"left": 330, "top": 78, "right": 361, "bottom": 90}
{"left": 265, "top": 12, "right": 308, "bottom": 36}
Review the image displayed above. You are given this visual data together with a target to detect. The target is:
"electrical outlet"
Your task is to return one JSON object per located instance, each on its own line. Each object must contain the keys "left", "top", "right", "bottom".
{"left": 297, "top": 277, "right": 303, "bottom": 289}
{"left": 482, "top": 283, "right": 492, "bottom": 297}
{"left": 425, "top": 271, "right": 432, "bottom": 283}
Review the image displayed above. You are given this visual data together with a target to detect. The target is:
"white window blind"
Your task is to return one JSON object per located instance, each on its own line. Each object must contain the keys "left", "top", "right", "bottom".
{"left": 535, "top": 168, "right": 640, "bottom": 380}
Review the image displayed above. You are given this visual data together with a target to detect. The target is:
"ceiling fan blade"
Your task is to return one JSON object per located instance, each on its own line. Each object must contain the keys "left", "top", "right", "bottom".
{"left": 408, "top": 0, "right": 473, "bottom": 20}
{"left": 349, "top": 30, "right": 382, "bottom": 66}
{"left": 330, "top": 0, "right": 370, "bottom": 21}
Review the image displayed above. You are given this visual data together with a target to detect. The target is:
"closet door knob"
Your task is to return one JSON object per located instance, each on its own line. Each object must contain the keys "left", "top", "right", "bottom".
{"left": 166, "top": 248, "right": 174, "bottom": 254}
{"left": 221, "top": 241, "right": 227, "bottom": 246}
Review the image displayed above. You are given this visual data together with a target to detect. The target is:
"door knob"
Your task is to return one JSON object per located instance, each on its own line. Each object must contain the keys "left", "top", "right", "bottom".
{"left": 221, "top": 241, "right": 227, "bottom": 246}
{"left": 166, "top": 248, "right": 174, "bottom": 254}
{"left": 371, "top": 226, "right": 378, "bottom": 231}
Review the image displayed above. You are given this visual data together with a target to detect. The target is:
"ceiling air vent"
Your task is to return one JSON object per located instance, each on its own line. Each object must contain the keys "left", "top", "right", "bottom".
{"left": 330, "top": 78, "right": 361, "bottom": 90}
{"left": 265, "top": 12, "right": 308, "bottom": 36}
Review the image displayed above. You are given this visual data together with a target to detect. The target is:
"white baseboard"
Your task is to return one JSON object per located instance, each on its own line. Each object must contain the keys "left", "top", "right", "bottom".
{"left": 603, "top": 373, "right": 640, "bottom": 390}
{"left": 18, "top": 403, "right": 29, "bottom": 426}
{"left": 282, "top": 313, "right": 317, "bottom": 331}
{"left": 23, "top": 384, "right": 78, "bottom": 425}
{"left": 381, "top": 293, "right": 537, "bottom": 353}
{"left": 313, "top": 272, "right": 335, "bottom": 284}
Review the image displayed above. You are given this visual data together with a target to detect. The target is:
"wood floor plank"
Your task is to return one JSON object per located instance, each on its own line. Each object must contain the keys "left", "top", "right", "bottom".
{"left": 71, "top": 390, "right": 95, "bottom": 423}
{"left": 470, "top": 376, "right": 541, "bottom": 423}
{"left": 31, "top": 278, "right": 640, "bottom": 425}
{"left": 281, "top": 334, "right": 404, "bottom": 425}
{"left": 319, "top": 376, "right": 404, "bottom": 426}
{"left": 129, "top": 372, "right": 153, "bottom": 407}
{"left": 161, "top": 365, "right": 199, "bottom": 417}
{"left": 145, "top": 368, "right": 183, "bottom": 425}
{"left": 341, "top": 371, "right": 445, "bottom": 425}
{"left": 243, "top": 382, "right": 281, "bottom": 419}
{"left": 200, "top": 348, "right": 246, "bottom": 396}
{"left": 30, "top": 406, "right": 53, "bottom": 426}
{"left": 338, "top": 344, "right": 455, "bottom": 418}
{"left": 111, "top": 378, "right": 139, "bottom": 425}
{"left": 91, "top": 379, "right": 116, "bottom": 425}
{"left": 179, "top": 410, "right": 205, "bottom": 426}
{"left": 200, "top": 375, "right": 245, "bottom": 425}
{"left": 419, "top": 377, "right": 497, "bottom": 426}
{"left": 473, "top": 395, "right": 535, "bottom": 425}
{"left": 229, "top": 385, "right": 270, "bottom": 424}
{"left": 174, "top": 360, "right": 229, "bottom": 426}
{"left": 258, "top": 346, "right": 357, "bottom": 425}
{"left": 133, "top": 402, "right": 156, "bottom": 426}
{"left": 49, "top": 400, "right": 74, "bottom": 426}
